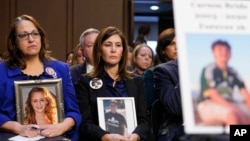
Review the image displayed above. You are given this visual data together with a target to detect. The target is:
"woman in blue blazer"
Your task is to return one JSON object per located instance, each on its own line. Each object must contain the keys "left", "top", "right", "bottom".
{"left": 0, "top": 15, "right": 81, "bottom": 141}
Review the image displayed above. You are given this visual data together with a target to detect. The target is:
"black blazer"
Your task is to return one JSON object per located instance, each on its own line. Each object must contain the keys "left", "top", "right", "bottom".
{"left": 75, "top": 73, "right": 150, "bottom": 141}
{"left": 70, "top": 62, "right": 87, "bottom": 85}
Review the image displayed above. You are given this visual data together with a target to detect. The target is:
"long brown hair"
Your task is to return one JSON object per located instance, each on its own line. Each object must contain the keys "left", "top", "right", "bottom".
{"left": 3, "top": 14, "right": 52, "bottom": 69}
{"left": 24, "top": 86, "right": 57, "bottom": 125}
{"left": 89, "top": 26, "right": 133, "bottom": 79}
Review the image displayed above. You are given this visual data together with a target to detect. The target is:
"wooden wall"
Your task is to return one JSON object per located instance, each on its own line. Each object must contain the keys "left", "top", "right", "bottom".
{"left": 0, "top": 0, "right": 133, "bottom": 61}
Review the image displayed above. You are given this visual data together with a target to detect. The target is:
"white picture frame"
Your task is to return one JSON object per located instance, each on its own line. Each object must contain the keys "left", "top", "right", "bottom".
{"left": 97, "top": 97, "right": 137, "bottom": 135}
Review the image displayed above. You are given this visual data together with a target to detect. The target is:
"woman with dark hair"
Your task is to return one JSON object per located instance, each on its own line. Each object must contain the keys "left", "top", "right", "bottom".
{"left": 134, "top": 23, "right": 151, "bottom": 47}
{"left": 24, "top": 86, "right": 57, "bottom": 126}
{"left": 155, "top": 28, "right": 176, "bottom": 64}
{"left": 144, "top": 28, "right": 177, "bottom": 109}
{"left": 0, "top": 15, "right": 81, "bottom": 140}
{"left": 75, "top": 26, "right": 150, "bottom": 141}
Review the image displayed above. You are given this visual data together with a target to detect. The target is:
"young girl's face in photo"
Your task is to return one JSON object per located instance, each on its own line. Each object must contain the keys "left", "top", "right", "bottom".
{"left": 31, "top": 92, "right": 48, "bottom": 113}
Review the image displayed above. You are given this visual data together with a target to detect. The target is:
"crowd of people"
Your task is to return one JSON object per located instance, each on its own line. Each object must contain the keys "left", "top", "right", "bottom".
{"left": 0, "top": 14, "right": 247, "bottom": 141}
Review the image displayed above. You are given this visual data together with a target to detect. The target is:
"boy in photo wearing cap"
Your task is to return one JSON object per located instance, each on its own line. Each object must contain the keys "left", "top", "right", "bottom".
{"left": 105, "top": 100, "right": 127, "bottom": 135}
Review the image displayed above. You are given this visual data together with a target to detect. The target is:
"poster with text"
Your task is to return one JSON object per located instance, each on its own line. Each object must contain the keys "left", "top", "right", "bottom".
{"left": 174, "top": 0, "right": 250, "bottom": 134}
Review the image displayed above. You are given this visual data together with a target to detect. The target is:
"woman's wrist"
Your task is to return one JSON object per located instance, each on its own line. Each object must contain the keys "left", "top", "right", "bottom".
{"left": 61, "top": 117, "right": 75, "bottom": 132}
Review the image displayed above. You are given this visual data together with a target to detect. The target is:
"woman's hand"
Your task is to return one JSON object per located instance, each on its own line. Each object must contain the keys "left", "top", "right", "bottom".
{"left": 19, "top": 124, "right": 40, "bottom": 137}
{"left": 40, "top": 123, "right": 65, "bottom": 137}
{"left": 126, "top": 133, "right": 140, "bottom": 141}
{"left": 40, "top": 117, "right": 75, "bottom": 137}
{"left": 101, "top": 133, "right": 130, "bottom": 141}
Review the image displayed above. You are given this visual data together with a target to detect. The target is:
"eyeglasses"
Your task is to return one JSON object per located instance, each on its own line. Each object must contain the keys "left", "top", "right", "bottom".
{"left": 16, "top": 31, "right": 40, "bottom": 40}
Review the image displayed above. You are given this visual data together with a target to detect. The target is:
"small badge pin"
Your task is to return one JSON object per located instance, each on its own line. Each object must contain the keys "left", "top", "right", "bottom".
{"left": 45, "top": 67, "right": 57, "bottom": 78}
{"left": 90, "top": 78, "right": 103, "bottom": 89}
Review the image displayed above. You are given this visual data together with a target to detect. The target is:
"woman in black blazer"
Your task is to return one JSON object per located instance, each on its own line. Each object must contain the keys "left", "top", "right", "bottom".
{"left": 75, "top": 26, "right": 150, "bottom": 141}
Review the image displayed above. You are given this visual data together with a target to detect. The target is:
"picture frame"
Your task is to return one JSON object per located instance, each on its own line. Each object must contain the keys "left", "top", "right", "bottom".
{"left": 14, "top": 78, "right": 64, "bottom": 125}
{"left": 97, "top": 97, "right": 137, "bottom": 135}
{"left": 174, "top": 0, "right": 250, "bottom": 134}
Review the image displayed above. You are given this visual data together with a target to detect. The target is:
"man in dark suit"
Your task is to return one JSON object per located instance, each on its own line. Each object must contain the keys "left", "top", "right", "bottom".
{"left": 70, "top": 28, "right": 99, "bottom": 85}
{"left": 154, "top": 59, "right": 184, "bottom": 141}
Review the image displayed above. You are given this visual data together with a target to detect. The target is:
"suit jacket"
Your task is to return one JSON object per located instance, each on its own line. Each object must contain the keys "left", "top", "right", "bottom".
{"left": 70, "top": 62, "right": 87, "bottom": 85}
{"left": 154, "top": 59, "right": 184, "bottom": 141}
{"left": 75, "top": 72, "right": 150, "bottom": 141}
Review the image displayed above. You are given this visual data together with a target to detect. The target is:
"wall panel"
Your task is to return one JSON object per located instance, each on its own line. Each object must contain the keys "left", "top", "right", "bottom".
{"left": 16, "top": 0, "right": 69, "bottom": 61}
{"left": 0, "top": 0, "right": 132, "bottom": 61}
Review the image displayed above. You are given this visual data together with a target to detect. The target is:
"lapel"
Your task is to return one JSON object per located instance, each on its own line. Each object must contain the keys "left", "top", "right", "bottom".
{"left": 94, "top": 74, "right": 107, "bottom": 97}
{"left": 124, "top": 78, "right": 136, "bottom": 97}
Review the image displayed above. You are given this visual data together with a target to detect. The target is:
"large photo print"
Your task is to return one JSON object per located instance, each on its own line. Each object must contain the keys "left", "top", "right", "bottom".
{"left": 14, "top": 78, "right": 64, "bottom": 125}
{"left": 174, "top": 0, "right": 250, "bottom": 134}
{"left": 180, "top": 34, "right": 250, "bottom": 134}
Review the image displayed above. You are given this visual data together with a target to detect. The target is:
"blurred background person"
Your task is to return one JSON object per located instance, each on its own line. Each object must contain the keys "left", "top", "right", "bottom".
{"left": 66, "top": 51, "right": 74, "bottom": 66}
{"left": 126, "top": 45, "right": 134, "bottom": 71}
{"left": 155, "top": 28, "right": 177, "bottom": 64}
{"left": 134, "top": 23, "right": 151, "bottom": 47}
{"left": 70, "top": 28, "right": 99, "bottom": 85}
{"left": 71, "top": 43, "right": 85, "bottom": 65}
{"left": 143, "top": 28, "right": 176, "bottom": 141}
{"left": 144, "top": 28, "right": 177, "bottom": 108}
{"left": 132, "top": 43, "right": 154, "bottom": 76}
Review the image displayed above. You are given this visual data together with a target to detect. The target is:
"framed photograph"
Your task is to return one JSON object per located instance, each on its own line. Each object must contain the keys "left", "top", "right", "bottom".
{"left": 174, "top": 0, "right": 250, "bottom": 134}
{"left": 97, "top": 97, "right": 137, "bottom": 135}
{"left": 14, "top": 78, "right": 64, "bottom": 125}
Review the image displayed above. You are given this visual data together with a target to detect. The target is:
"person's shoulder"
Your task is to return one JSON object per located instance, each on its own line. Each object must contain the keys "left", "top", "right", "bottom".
{"left": 203, "top": 63, "right": 216, "bottom": 72}
{"left": 144, "top": 67, "right": 155, "bottom": 77}
{"left": 46, "top": 59, "right": 68, "bottom": 67}
{"left": 144, "top": 67, "right": 155, "bottom": 73}
{"left": 0, "top": 62, "right": 9, "bottom": 73}
{"left": 79, "top": 73, "right": 92, "bottom": 82}
{"left": 132, "top": 73, "right": 143, "bottom": 80}
{"left": 70, "top": 63, "right": 85, "bottom": 71}
{"left": 0, "top": 61, "right": 7, "bottom": 68}
{"left": 228, "top": 66, "right": 239, "bottom": 74}
{"left": 155, "top": 59, "right": 177, "bottom": 71}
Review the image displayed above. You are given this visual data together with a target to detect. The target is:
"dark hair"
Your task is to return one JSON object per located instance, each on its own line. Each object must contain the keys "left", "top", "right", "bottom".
{"left": 156, "top": 28, "right": 175, "bottom": 63}
{"left": 3, "top": 14, "right": 51, "bottom": 69}
{"left": 212, "top": 40, "right": 231, "bottom": 51}
{"left": 134, "top": 23, "right": 151, "bottom": 46}
{"left": 89, "top": 26, "right": 134, "bottom": 79}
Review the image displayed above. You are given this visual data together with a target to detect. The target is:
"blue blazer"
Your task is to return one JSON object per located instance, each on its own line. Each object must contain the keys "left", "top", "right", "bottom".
{"left": 0, "top": 60, "right": 81, "bottom": 141}
{"left": 75, "top": 72, "right": 150, "bottom": 141}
